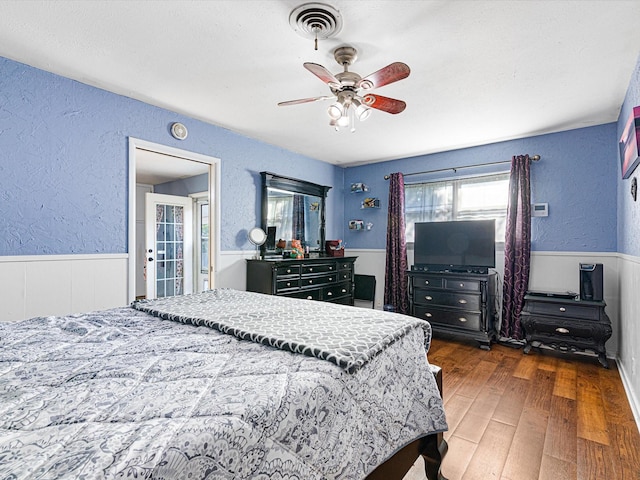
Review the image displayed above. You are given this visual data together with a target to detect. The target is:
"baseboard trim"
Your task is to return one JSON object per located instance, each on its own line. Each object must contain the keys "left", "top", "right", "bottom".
{"left": 616, "top": 355, "right": 640, "bottom": 432}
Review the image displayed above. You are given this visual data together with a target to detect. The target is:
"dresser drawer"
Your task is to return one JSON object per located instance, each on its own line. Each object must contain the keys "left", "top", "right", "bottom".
{"left": 282, "top": 289, "right": 321, "bottom": 301}
{"left": 276, "top": 278, "right": 300, "bottom": 291}
{"left": 337, "top": 270, "right": 352, "bottom": 281}
{"left": 414, "top": 306, "right": 482, "bottom": 332}
{"left": 301, "top": 263, "right": 335, "bottom": 275}
{"left": 443, "top": 277, "right": 481, "bottom": 292}
{"left": 337, "top": 261, "right": 353, "bottom": 271}
{"left": 276, "top": 265, "right": 300, "bottom": 276}
{"left": 413, "top": 288, "right": 481, "bottom": 310}
{"left": 521, "top": 315, "right": 600, "bottom": 342}
{"left": 300, "top": 273, "right": 336, "bottom": 288}
{"left": 525, "top": 301, "right": 600, "bottom": 320}
{"left": 323, "top": 281, "right": 352, "bottom": 301}
{"left": 412, "top": 276, "right": 443, "bottom": 289}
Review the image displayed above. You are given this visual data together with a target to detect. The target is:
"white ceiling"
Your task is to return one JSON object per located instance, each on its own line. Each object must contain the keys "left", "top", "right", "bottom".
{"left": 1, "top": 0, "right": 639, "bottom": 167}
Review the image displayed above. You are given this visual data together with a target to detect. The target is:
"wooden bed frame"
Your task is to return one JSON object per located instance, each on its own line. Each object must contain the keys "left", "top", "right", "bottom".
{"left": 366, "top": 366, "right": 448, "bottom": 480}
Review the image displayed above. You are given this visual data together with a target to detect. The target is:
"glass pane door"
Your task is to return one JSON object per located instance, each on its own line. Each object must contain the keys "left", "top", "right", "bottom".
{"left": 145, "top": 193, "right": 193, "bottom": 299}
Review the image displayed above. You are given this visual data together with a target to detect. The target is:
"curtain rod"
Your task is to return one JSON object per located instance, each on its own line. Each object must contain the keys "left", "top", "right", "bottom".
{"left": 383, "top": 154, "right": 540, "bottom": 180}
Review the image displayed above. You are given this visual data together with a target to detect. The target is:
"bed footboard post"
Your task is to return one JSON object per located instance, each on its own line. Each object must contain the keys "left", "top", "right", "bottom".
{"left": 422, "top": 364, "right": 448, "bottom": 480}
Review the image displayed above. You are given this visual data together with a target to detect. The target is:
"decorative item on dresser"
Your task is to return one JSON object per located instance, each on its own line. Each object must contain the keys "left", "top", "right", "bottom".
{"left": 408, "top": 270, "right": 497, "bottom": 349}
{"left": 247, "top": 256, "right": 357, "bottom": 305}
{"left": 520, "top": 292, "right": 612, "bottom": 368}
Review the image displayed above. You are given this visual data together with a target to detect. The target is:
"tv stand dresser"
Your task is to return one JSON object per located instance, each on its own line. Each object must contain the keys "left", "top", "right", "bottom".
{"left": 408, "top": 269, "right": 497, "bottom": 349}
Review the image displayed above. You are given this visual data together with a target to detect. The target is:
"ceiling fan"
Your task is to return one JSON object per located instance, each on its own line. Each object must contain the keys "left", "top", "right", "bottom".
{"left": 278, "top": 46, "right": 410, "bottom": 131}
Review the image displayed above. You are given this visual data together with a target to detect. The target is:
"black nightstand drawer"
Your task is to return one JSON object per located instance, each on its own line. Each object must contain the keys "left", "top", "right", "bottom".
{"left": 414, "top": 305, "right": 482, "bottom": 331}
{"left": 413, "top": 288, "right": 481, "bottom": 310}
{"left": 525, "top": 300, "right": 600, "bottom": 320}
{"left": 522, "top": 315, "right": 598, "bottom": 341}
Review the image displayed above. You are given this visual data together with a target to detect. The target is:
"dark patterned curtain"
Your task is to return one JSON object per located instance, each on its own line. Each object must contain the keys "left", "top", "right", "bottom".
{"left": 384, "top": 173, "right": 409, "bottom": 314}
{"left": 292, "top": 194, "right": 305, "bottom": 243}
{"left": 501, "top": 155, "right": 532, "bottom": 340}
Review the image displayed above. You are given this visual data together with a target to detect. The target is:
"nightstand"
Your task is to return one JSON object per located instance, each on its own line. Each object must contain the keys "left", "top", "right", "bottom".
{"left": 520, "top": 293, "right": 612, "bottom": 368}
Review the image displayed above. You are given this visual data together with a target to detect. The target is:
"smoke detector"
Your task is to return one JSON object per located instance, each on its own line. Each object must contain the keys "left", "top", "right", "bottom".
{"left": 289, "top": 3, "right": 343, "bottom": 49}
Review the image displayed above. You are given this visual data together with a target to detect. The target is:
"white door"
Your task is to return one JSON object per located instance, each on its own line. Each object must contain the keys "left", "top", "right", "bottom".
{"left": 145, "top": 193, "right": 193, "bottom": 299}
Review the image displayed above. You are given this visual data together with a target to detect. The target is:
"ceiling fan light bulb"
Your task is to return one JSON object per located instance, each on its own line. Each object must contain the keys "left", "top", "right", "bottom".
{"left": 337, "top": 115, "right": 349, "bottom": 127}
{"left": 356, "top": 105, "right": 372, "bottom": 121}
{"left": 327, "top": 102, "right": 343, "bottom": 120}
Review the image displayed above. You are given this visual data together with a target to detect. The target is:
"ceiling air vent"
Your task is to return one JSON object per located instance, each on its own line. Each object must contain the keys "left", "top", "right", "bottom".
{"left": 289, "top": 3, "right": 343, "bottom": 49}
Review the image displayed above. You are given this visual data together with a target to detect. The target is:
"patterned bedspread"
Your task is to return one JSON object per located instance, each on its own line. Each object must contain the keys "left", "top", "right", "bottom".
{"left": 0, "top": 289, "right": 447, "bottom": 479}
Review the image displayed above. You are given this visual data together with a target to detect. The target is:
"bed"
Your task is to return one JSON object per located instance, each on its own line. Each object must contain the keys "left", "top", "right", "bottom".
{"left": 0, "top": 289, "right": 448, "bottom": 479}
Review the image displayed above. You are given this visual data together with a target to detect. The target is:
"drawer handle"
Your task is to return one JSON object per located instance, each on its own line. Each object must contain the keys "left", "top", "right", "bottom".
{"left": 424, "top": 280, "right": 430, "bottom": 285}
{"left": 424, "top": 313, "right": 432, "bottom": 318}
{"left": 458, "top": 299, "right": 468, "bottom": 304}
{"left": 341, "top": 289, "right": 347, "bottom": 293}
{"left": 559, "top": 307, "right": 566, "bottom": 312}
{"left": 329, "top": 277, "right": 333, "bottom": 281}
{"left": 308, "top": 280, "right": 313, "bottom": 284}
{"left": 306, "top": 296, "right": 313, "bottom": 300}
{"left": 459, "top": 317, "right": 468, "bottom": 323}
{"left": 327, "top": 292, "right": 333, "bottom": 296}
{"left": 286, "top": 282, "right": 291, "bottom": 287}
{"left": 425, "top": 295, "right": 433, "bottom": 301}
{"left": 286, "top": 269, "right": 291, "bottom": 273}
{"left": 556, "top": 327, "right": 570, "bottom": 334}
{"left": 309, "top": 268, "right": 313, "bottom": 272}
{"left": 329, "top": 267, "right": 333, "bottom": 270}
{"left": 459, "top": 283, "right": 465, "bottom": 287}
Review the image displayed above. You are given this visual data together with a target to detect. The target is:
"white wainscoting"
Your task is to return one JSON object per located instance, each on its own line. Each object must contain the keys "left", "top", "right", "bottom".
{"left": 0, "top": 254, "right": 128, "bottom": 322}
{"left": 618, "top": 253, "right": 640, "bottom": 428}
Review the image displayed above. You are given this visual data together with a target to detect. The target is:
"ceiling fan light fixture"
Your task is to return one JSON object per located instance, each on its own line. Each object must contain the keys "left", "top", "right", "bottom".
{"left": 352, "top": 98, "right": 372, "bottom": 121}
{"left": 327, "top": 102, "right": 343, "bottom": 120}
{"left": 337, "top": 112, "right": 350, "bottom": 128}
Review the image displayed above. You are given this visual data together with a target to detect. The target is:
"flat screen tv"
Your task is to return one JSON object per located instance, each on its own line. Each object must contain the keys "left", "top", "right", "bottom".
{"left": 413, "top": 219, "right": 496, "bottom": 274}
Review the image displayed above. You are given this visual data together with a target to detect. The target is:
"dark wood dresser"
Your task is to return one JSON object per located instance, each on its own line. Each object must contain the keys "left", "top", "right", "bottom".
{"left": 520, "top": 293, "right": 612, "bottom": 368}
{"left": 408, "top": 270, "right": 497, "bottom": 349}
{"left": 246, "top": 256, "right": 357, "bottom": 305}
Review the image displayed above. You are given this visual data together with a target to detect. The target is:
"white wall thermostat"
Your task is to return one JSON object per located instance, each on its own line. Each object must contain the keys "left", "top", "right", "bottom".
{"left": 531, "top": 203, "right": 549, "bottom": 217}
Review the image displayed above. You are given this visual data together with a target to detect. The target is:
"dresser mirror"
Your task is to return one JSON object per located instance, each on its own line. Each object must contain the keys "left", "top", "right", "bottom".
{"left": 260, "top": 172, "right": 331, "bottom": 256}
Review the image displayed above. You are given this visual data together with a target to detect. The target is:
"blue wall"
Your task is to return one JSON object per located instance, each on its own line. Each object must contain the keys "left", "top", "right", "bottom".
{"left": 343, "top": 124, "right": 618, "bottom": 252}
{"left": 0, "top": 57, "right": 344, "bottom": 256}
{"left": 617, "top": 53, "right": 640, "bottom": 257}
{"left": 0, "top": 54, "right": 623, "bottom": 258}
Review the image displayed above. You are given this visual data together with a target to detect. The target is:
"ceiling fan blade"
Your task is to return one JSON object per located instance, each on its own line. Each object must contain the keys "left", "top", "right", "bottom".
{"left": 303, "top": 62, "right": 341, "bottom": 88}
{"left": 362, "top": 94, "right": 407, "bottom": 114}
{"left": 358, "top": 62, "right": 410, "bottom": 89}
{"left": 278, "top": 96, "right": 333, "bottom": 107}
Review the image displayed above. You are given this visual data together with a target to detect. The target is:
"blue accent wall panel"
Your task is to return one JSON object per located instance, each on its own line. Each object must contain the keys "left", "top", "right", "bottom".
{"left": 344, "top": 124, "right": 618, "bottom": 252}
{"left": 0, "top": 56, "right": 342, "bottom": 255}
{"left": 617, "top": 52, "right": 640, "bottom": 257}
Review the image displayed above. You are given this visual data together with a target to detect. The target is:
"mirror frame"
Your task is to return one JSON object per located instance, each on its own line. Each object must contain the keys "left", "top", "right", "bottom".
{"left": 260, "top": 171, "right": 331, "bottom": 256}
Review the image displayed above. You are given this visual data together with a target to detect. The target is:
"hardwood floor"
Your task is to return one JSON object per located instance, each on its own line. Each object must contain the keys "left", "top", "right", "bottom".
{"left": 403, "top": 336, "right": 640, "bottom": 480}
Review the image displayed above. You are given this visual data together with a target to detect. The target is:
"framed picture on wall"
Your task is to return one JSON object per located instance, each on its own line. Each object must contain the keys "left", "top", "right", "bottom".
{"left": 619, "top": 106, "right": 640, "bottom": 179}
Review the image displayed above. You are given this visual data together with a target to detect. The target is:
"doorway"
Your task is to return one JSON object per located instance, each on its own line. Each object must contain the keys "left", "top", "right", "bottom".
{"left": 128, "top": 137, "right": 220, "bottom": 303}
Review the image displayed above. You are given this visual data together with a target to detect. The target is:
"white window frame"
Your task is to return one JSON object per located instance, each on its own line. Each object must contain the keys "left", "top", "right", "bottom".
{"left": 404, "top": 172, "right": 510, "bottom": 245}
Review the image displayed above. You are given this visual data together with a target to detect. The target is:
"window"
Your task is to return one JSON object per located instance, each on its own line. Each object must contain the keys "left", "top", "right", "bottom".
{"left": 405, "top": 173, "right": 510, "bottom": 242}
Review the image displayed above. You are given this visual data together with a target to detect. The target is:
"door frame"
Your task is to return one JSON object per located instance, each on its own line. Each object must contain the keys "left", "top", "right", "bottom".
{"left": 128, "top": 137, "right": 221, "bottom": 304}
